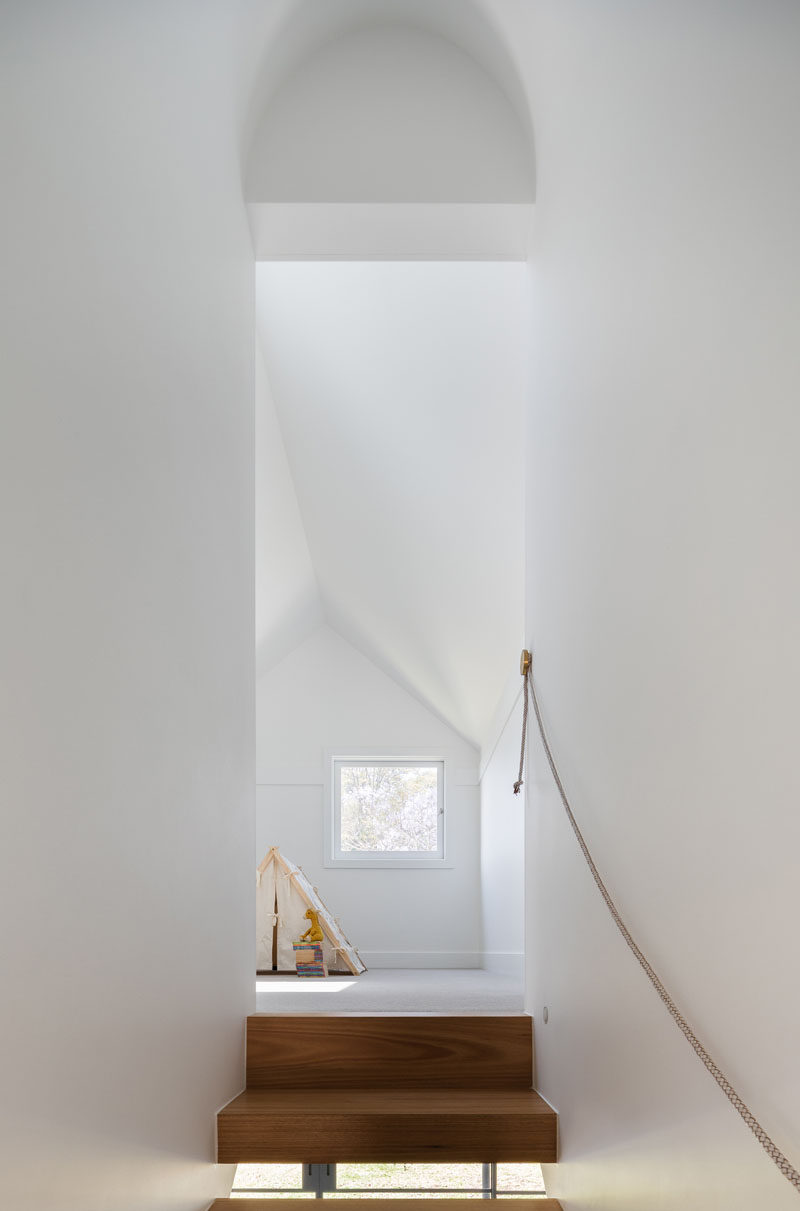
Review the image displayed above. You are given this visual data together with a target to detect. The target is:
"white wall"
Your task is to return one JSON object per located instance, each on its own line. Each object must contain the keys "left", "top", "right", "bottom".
{"left": 0, "top": 4, "right": 258, "bottom": 1209}
{"left": 511, "top": 2, "right": 800, "bottom": 1207}
{"left": 256, "top": 625, "right": 481, "bottom": 966}
{"left": 479, "top": 696, "right": 525, "bottom": 978}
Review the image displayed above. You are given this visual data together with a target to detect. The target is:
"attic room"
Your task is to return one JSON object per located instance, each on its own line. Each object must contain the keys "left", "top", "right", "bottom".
{"left": 3, "top": 3, "right": 800, "bottom": 1211}
{"left": 246, "top": 8, "right": 534, "bottom": 1011}
{"left": 254, "top": 260, "right": 528, "bottom": 989}
{"left": 251, "top": 260, "right": 528, "bottom": 1010}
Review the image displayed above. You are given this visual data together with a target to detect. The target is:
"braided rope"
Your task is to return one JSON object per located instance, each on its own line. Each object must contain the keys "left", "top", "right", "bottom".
{"left": 524, "top": 663, "right": 800, "bottom": 1193}
{"left": 513, "top": 668, "right": 529, "bottom": 795}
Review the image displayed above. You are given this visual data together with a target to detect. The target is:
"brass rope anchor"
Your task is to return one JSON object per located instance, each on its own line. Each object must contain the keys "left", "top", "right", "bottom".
{"left": 513, "top": 649, "right": 532, "bottom": 794}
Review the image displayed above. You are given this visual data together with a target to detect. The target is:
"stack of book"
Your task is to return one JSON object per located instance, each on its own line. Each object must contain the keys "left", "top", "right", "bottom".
{"left": 293, "top": 942, "right": 328, "bottom": 978}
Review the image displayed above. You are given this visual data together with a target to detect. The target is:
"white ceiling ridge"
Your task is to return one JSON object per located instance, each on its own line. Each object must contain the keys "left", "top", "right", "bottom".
{"left": 254, "top": 333, "right": 327, "bottom": 677}
{"left": 324, "top": 605, "right": 480, "bottom": 755}
{"left": 256, "top": 327, "right": 325, "bottom": 603}
{"left": 255, "top": 597, "right": 327, "bottom": 682}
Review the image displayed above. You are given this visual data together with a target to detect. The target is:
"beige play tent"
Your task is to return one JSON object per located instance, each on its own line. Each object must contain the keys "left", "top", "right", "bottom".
{"left": 256, "top": 847, "right": 366, "bottom": 975}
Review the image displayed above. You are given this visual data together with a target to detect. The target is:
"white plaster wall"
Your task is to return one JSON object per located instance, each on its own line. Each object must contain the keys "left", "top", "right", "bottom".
{"left": 479, "top": 696, "right": 525, "bottom": 977}
{"left": 256, "top": 625, "right": 481, "bottom": 966}
{"left": 510, "top": 1, "right": 800, "bottom": 1207}
{"left": 0, "top": 4, "right": 258, "bottom": 1208}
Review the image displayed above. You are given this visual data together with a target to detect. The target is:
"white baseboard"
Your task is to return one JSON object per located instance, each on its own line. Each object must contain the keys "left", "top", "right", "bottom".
{"left": 481, "top": 951, "right": 524, "bottom": 979}
{"left": 359, "top": 950, "right": 483, "bottom": 969}
{"left": 358, "top": 951, "right": 524, "bottom": 973}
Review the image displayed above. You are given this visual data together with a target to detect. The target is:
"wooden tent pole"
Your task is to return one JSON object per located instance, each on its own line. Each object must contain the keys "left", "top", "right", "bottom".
{"left": 272, "top": 848, "right": 362, "bottom": 975}
{"left": 272, "top": 886, "right": 278, "bottom": 971}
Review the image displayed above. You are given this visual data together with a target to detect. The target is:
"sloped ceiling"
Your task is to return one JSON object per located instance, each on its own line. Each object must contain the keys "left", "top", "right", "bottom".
{"left": 255, "top": 261, "right": 526, "bottom": 750}
{"left": 255, "top": 344, "right": 324, "bottom": 676}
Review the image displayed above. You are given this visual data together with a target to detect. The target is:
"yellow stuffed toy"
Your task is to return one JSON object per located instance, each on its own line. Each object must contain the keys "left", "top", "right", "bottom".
{"left": 300, "top": 907, "right": 324, "bottom": 943}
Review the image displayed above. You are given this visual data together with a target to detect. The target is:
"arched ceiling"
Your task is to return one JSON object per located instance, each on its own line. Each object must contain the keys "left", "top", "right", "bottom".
{"left": 243, "top": 0, "right": 535, "bottom": 179}
{"left": 246, "top": 23, "right": 534, "bottom": 203}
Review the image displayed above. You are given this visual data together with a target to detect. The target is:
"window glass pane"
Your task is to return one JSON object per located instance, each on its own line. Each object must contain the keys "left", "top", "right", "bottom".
{"left": 325, "top": 1194, "right": 484, "bottom": 1200}
{"left": 339, "top": 765, "right": 439, "bottom": 853}
{"left": 232, "top": 1163, "right": 306, "bottom": 1191}
{"left": 335, "top": 1163, "right": 484, "bottom": 1190}
{"left": 496, "top": 1163, "right": 546, "bottom": 1192}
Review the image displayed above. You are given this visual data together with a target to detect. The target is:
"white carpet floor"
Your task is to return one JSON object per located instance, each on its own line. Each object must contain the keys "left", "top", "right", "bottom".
{"left": 254, "top": 967, "right": 524, "bottom": 1014}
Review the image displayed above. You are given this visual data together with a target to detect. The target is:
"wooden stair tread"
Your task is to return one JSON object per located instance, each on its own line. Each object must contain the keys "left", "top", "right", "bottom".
{"left": 217, "top": 1088, "right": 558, "bottom": 1164}
{"left": 210, "top": 1202, "right": 563, "bottom": 1211}
{"left": 222, "top": 1088, "right": 554, "bottom": 1113}
{"left": 245, "top": 1014, "right": 534, "bottom": 1089}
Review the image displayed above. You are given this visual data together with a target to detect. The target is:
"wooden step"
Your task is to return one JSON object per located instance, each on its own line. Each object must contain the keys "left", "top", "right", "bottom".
{"left": 245, "top": 1014, "right": 533, "bottom": 1089}
{"left": 217, "top": 1088, "right": 558, "bottom": 1163}
{"left": 210, "top": 1201, "right": 563, "bottom": 1211}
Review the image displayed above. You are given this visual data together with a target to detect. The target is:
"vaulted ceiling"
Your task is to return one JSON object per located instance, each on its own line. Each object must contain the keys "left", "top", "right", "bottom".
{"left": 250, "top": 12, "right": 533, "bottom": 753}
{"left": 255, "top": 261, "right": 527, "bottom": 750}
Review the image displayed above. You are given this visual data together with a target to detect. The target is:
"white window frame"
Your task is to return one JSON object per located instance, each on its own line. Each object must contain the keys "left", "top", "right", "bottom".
{"left": 325, "top": 752, "right": 447, "bottom": 869}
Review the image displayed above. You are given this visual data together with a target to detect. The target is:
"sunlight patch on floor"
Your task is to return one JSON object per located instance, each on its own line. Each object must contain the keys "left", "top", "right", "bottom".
{"left": 255, "top": 968, "right": 524, "bottom": 1015}
{"left": 256, "top": 978, "right": 353, "bottom": 993}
